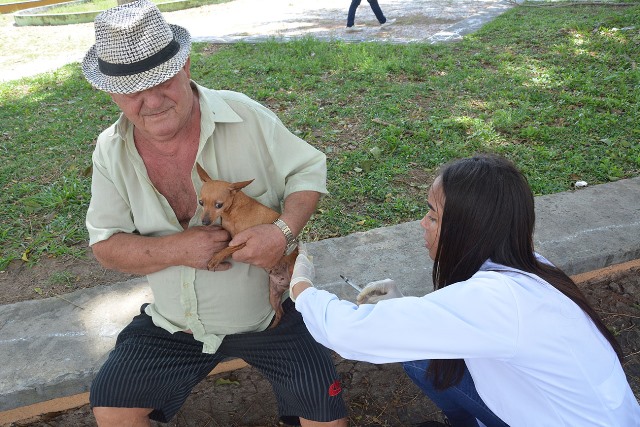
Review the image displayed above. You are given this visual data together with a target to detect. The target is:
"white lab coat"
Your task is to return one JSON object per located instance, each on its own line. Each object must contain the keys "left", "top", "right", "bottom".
{"left": 296, "top": 260, "right": 640, "bottom": 426}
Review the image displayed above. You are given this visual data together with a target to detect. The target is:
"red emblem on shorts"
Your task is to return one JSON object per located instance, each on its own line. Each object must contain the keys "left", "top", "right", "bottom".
{"left": 328, "top": 380, "right": 342, "bottom": 396}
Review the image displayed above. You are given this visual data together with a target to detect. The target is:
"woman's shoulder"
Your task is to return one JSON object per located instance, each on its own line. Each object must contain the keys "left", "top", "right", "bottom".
{"left": 436, "top": 270, "right": 520, "bottom": 302}
{"left": 470, "top": 264, "right": 562, "bottom": 307}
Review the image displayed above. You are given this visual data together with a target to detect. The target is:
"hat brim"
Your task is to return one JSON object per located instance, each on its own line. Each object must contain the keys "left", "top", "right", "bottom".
{"left": 82, "top": 24, "right": 191, "bottom": 94}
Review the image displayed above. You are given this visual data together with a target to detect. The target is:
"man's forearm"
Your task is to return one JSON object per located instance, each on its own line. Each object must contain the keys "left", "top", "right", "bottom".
{"left": 92, "top": 226, "right": 232, "bottom": 274}
{"left": 91, "top": 233, "right": 186, "bottom": 275}
{"left": 279, "top": 191, "right": 321, "bottom": 237}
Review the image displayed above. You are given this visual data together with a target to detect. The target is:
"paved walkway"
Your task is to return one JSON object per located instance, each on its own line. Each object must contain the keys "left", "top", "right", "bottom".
{"left": 1, "top": 0, "right": 515, "bottom": 81}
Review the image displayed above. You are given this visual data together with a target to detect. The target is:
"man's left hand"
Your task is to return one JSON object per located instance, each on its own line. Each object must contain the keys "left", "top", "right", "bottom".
{"left": 229, "top": 223, "right": 286, "bottom": 268}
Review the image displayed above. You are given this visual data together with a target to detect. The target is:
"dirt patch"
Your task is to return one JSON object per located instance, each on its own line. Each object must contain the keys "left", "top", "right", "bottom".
{"left": 2, "top": 260, "right": 638, "bottom": 426}
{"left": 0, "top": 250, "right": 138, "bottom": 305}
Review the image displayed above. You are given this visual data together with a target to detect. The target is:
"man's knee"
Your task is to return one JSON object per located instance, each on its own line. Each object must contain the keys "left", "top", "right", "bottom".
{"left": 93, "top": 406, "right": 153, "bottom": 427}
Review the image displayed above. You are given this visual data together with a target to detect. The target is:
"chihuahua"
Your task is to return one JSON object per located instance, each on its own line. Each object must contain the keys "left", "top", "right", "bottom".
{"left": 196, "top": 163, "right": 298, "bottom": 328}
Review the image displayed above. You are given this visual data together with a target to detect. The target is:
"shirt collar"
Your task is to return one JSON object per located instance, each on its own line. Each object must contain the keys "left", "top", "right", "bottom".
{"left": 192, "top": 81, "right": 243, "bottom": 124}
{"left": 479, "top": 253, "right": 553, "bottom": 273}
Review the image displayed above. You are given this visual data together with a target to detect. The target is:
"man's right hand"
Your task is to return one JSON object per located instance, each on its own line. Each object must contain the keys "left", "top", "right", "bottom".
{"left": 92, "top": 226, "right": 232, "bottom": 274}
{"left": 180, "top": 225, "right": 232, "bottom": 271}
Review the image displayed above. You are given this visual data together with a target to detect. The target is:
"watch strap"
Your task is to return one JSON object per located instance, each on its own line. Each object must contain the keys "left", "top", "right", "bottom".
{"left": 273, "top": 218, "right": 297, "bottom": 255}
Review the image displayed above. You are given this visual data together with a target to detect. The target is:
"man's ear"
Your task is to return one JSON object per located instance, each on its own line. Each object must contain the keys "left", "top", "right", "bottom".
{"left": 184, "top": 56, "right": 191, "bottom": 79}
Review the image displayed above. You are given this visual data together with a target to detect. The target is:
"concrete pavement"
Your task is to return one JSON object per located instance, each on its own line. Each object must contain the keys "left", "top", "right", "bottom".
{"left": 2, "top": 0, "right": 515, "bottom": 82}
{"left": 1, "top": 177, "right": 639, "bottom": 414}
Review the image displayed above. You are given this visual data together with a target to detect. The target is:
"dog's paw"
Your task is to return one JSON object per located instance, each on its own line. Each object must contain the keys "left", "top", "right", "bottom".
{"left": 207, "top": 258, "right": 230, "bottom": 271}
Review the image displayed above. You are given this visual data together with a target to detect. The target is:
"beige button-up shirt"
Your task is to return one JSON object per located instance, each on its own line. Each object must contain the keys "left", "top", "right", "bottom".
{"left": 86, "top": 82, "right": 327, "bottom": 353}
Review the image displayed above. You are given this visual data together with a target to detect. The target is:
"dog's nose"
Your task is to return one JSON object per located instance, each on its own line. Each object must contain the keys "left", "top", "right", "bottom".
{"left": 202, "top": 216, "right": 211, "bottom": 226}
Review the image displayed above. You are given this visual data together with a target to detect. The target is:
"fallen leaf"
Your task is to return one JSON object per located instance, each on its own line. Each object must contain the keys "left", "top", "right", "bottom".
{"left": 215, "top": 378, "right": 239, "bottom": 386}
{"left": 369, "top": 146, "right": 382, "bottom": 158}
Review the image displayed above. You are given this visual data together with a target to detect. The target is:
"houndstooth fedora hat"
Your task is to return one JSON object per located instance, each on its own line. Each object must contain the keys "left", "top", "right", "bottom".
{"left": 82, "top": 0, "right": 191, "bottom": 94}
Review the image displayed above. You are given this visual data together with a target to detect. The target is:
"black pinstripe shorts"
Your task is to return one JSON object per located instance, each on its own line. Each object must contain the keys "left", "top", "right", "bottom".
{"left": 90, "top": 299, "right": 347, "bottom": 425}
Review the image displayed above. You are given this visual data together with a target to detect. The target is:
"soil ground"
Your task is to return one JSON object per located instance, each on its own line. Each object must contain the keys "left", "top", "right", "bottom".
{"left": 1, "top": 254, "right": 639, "bottom": 426}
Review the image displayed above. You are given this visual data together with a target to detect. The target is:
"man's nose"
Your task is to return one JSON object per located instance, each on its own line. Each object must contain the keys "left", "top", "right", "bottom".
{"left": 140, "top": 86, "right": 164, "bottom": 107}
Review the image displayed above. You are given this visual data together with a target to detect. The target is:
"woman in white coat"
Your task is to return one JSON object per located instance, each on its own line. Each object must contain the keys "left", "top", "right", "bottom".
{"left": 289, "top": 155, "right": 639, "bottom": 427}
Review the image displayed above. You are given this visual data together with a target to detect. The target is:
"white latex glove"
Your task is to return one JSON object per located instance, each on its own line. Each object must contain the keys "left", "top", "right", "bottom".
{"left": 290, "top": 242, "right": 314, "bottom": 302}
{"left": 356, "top": 279, "right": 403, "bottom": 305}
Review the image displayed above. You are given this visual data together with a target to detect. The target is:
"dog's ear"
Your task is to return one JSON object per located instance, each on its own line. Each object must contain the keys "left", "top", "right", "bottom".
{"left": 229, "top": 179, "right": 254, "bottom": 193}
{"left": 196, "top": 163, "right": 212, "bottom": 183}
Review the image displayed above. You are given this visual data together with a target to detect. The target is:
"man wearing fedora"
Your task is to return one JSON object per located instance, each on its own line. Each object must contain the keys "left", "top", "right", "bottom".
{"left": 81, "top": 1, "right": 348, "bottom": 425}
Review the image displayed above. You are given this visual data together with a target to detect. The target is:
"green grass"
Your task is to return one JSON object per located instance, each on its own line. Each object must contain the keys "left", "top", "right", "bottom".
{"left": 45, "top": 0, "right": 174, "bottom": 14}
{"left": 1, "top": 1, "right": 639, "bottom": 269}
{"left": 43, "top": 0, "right": 229, "bottom": 14}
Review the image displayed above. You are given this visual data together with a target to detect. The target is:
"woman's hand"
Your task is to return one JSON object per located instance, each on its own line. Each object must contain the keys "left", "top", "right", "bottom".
{"left": 356, "top": 279, "right": 404, "bottom": 305}
{"left": 290, "top": 243, "right": 315, "bottom": 301}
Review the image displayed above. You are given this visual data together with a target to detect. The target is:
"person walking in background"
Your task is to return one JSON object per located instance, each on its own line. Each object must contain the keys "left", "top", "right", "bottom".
{"left": 346, "top": 0, "right": 396, "bottom": 32}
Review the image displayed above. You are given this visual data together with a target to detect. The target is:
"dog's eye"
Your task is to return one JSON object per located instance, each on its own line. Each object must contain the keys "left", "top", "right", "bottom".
{"left": 198, "top": 200, "right": 203, "bottom": 206}
{"left": 215, "top": 202, "right": 223, "bottom": 209}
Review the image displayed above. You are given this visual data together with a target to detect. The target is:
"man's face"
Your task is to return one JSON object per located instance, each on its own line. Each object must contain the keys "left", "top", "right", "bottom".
{"left": 109, "top": 59, "right": 194, "bottom": 141}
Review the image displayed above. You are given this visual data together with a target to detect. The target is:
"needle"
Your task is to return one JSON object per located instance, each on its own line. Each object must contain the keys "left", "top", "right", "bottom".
{"left": 340, "top": 275, "right": 363, "bottom": 293}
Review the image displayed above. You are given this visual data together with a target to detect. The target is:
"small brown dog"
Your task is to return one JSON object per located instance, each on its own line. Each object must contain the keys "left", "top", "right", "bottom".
{"left": 196, "top": 163, "right": 297, "bottom": 328}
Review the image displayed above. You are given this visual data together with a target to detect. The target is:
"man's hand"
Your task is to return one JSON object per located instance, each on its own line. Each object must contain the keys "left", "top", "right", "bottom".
{"left": 356, "top": 279, "right": 404, "bottom": 305}
{"left": 91, "top": 225, "right": 232, "bottom": 274}
{"left": 229, "top": 223, "right": 286, "bottom": 269}
{"left": 290, "top": 243, "right": 314, "bottom": 301}
{"left": 180, "top": 225, "right": 232, "bottom": 271}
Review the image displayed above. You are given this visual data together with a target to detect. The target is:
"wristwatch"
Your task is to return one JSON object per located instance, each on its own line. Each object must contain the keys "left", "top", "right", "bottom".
{"left": 273, "top": 218, "right": 298, "bottom": 256}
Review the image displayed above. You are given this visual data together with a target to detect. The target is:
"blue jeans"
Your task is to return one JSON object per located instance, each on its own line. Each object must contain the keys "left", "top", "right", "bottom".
{"left": 347, "top": 0, "right": 387, "bottom": 27}
{"left": 403, "top": 360, "right": 509, "bottom": 427}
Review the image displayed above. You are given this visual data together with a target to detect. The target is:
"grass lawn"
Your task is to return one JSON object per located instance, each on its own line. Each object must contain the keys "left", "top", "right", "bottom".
{"left": 42, "top": 0, "right": 228, "bottom": 14}
{"left": 45, "top": 0, "right": 175, "bottom": 13}
{"left": 0, "top": 1, "right": 639, "bottom": 269}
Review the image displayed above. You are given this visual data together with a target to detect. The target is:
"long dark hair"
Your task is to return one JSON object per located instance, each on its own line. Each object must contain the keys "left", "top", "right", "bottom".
{"left": 428, "top": 154, "right": 623, "bottom": 390}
